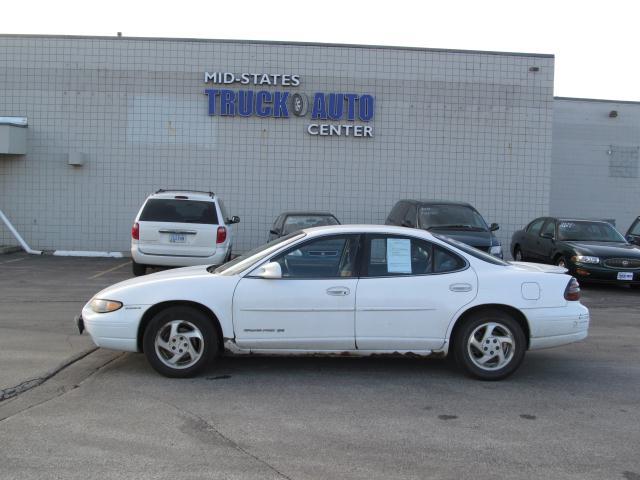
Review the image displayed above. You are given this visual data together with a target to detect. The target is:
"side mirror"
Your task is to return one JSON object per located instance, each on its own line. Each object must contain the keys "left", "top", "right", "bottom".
{"left": 490, "top": 223, "right": 500, "bottom": 231}
{"left": 541, "top": 232, "right": 554, "bottom": 240}
{"left": 229, "top": 216, "right": 240, "bottom": 224}
{"left": 253, "top": 262, "right": 282, "bottom": 279}
{"left": 269, "top": 228, "right": 280, "bottom": 236}
{"left": 402, "top": 221, "right": 414, "bottom": 228}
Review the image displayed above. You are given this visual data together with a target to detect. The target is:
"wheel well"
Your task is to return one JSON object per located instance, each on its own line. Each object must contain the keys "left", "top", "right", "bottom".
{"left": 512, "top": 244, "right": 520, "bottom": 256}
{"left": 137, "top": 301, "right": 223, "bottom": 352}
{"left": 449, "top": 304, "right": 531, "bottom": 354}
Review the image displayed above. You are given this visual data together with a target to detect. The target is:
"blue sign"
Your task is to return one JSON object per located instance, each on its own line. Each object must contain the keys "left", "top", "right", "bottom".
{"left": 204, "top": 89, "right": 374, "bottom": 122}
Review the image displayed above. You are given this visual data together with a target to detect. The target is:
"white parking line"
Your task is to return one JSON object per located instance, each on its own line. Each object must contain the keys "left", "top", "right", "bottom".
{"left": 88, "top": 261, "right": 132, "bottom": 279}
{"left": 0, "top": 257, "right": 26, "bottom": 265}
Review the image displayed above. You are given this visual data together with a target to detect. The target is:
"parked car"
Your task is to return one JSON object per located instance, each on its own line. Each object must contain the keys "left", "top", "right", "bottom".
{"left": 511, "top": 217, "right": 640, "bottom": 285}
{"left": 79, "top": 224, "right": 589, "bottom": 381}
{"left": 130, "top": 189, "right": 239, "bottom": 276}
{"left": 269, "top": 211, "right": 340, "bottom": 240}
{"left": 626, "top": 216, "right": 640, "bottom": 246}
{"left": 385, "top": 200, "right": 502, "bottom": 257}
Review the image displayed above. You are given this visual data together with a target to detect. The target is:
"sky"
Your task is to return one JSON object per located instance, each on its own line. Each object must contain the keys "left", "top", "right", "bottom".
{"left": 2, "top": 0, "right": 639, "bottom": 101}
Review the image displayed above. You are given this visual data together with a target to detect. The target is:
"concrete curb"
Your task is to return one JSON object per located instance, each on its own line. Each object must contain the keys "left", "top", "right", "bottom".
{"left": 0, "top": 246, "right": 21, "bottom": 255}
{"left": 0, "top": 348, "right": 123, "bottom": 422}
{"left": 0, "top": 347, "right": 98, "bottom": 402}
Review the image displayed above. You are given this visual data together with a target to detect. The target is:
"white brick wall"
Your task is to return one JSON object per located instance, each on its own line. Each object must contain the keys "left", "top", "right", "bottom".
{"left": 551, "top": 98, "right": 640, "bottom": 234}
{"left": 0, "top": 36, "right": 554, "bottom": 253}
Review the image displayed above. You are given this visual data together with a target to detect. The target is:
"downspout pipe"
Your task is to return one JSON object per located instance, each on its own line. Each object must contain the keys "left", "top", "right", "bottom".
{"left": 0, "top": 209, "right": 123, "bottom": 258}
{"left": 0, "top": 208, "right": 42, "bottom": 255}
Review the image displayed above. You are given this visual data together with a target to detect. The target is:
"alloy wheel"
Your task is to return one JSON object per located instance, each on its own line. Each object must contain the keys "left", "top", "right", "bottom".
{"left": 467, "top": 322, "right": 515, "bottom": 371}
{"left": 154, "top": 320, "right": 204, "bottom": 369}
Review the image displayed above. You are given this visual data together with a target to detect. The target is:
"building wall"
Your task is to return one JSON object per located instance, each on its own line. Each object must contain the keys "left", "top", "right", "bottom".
{"left": 0, "top": 35, "right": 555, "bottom": 253}
{"left": 551, "top": 98, "right": 640, "bottom": 233}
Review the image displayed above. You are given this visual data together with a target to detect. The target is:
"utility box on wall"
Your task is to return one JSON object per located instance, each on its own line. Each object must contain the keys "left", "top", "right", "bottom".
{"left": 0, "top": 117, "right": 28, "bottom": 155}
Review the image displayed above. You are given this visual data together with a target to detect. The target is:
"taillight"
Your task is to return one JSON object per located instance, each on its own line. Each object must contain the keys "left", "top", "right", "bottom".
{"left": 564, "top": 277, "right": 581, "bottom": 301}
{"left": 216, "top": 226, "right": 227, "bottom": 244}
{"left": 131, "top": 222, "right": 140, "bottom": 240}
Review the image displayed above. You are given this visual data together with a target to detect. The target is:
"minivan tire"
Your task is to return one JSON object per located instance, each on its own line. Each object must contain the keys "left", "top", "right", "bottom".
{"left": 132, "top": 261, "right": 146, "bottom": 276}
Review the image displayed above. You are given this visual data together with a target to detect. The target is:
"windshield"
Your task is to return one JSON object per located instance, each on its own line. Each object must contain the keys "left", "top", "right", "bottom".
{"left": 557, "top": 221, "right": 626, "bottom": 242}
{"left": 212, "top": 232, "right": 306, "bottom": 275}
{"left": 282, "top": 215, "right": 339, "bottom": 235}
{"left": 435, "top": 234, "right": 509, "bottom": 266}
{"left": 418, "top": 205, "right": 488, "bottom": 231}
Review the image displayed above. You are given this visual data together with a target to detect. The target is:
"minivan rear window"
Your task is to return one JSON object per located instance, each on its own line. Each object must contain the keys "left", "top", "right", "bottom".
{"left": 139, "top": 199, "right": 218, "bottom": 224}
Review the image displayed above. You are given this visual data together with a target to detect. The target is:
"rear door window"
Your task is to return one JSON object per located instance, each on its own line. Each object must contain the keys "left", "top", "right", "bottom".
{"left": 139, "top": 199, "right": 219, "bottom": 224}
{"left": 364, "top": 235, "right": 466, "bottom": 277}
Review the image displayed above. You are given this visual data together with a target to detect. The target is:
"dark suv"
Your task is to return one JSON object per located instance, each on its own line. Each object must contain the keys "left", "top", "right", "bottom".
{"left": 385, "top": 200, "right": 502, "bottom": 257}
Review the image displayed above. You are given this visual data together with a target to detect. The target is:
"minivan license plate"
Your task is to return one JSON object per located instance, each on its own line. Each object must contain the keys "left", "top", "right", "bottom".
{"left": 617, "top": 272, "right": 633, "bottom": 281}
{"left": 169, "top": 233, "right": 186, "bottom": 243}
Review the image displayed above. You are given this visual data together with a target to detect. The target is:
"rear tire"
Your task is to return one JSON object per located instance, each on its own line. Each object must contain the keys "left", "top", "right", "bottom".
{"left": 132, "top": 261, "right": 146, "bottom": 276}
{"left": 453, "top": 310, "right": 526, "bottom": 381}
{"left": 143, "top": 306, "right": 218, "bottom": 378}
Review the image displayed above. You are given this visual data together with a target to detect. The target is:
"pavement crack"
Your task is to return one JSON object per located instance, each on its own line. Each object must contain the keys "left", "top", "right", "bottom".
{"left": 0, "top": 377, "right": 45, "bottom": 402}
{"left": 150, "top": 396, "right": 294, "bottom": 480}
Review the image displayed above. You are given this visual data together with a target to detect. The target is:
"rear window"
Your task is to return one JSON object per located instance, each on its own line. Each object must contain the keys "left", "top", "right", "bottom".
{"left": 282, "top": 215, "right": 339, "bottom": 235}
{"left": 434, "top": 234, "right": 509, "bottom": 266}
{"left": 139, "top": 199, "right": 219, "bottom": 224}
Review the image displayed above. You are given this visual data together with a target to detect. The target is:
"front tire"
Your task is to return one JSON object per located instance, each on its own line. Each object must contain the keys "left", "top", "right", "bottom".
{"left": 556, "top": 256, "right": 568, "bottom": 269}
{"left": 453, "top": 310, "right": 526, "bottom": 380}
{"left": 513, "top": 246, "right": 524, "bottom": 262}
{"left": 142, "top": 306, "right": 218, "bottom": 378}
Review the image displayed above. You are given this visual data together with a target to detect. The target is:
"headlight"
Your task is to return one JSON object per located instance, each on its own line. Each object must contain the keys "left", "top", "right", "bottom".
{"left": 489, "top": 245, "right": 503, "bottom": 257}
{"left": 571, "top": 255, "right": 600, "bottom": 264}
{"left": 89, "top": 298, "right": 123, "bottom": 313}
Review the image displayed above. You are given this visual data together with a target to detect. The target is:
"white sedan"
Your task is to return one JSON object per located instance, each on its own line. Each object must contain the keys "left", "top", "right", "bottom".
{"left": 79, "top": 225, "right": 590, "bottom": 380}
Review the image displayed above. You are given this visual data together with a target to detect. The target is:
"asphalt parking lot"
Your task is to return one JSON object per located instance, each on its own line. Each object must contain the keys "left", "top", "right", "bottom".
{"left": 1, "top": 253, "right": 639, "bottom": 479}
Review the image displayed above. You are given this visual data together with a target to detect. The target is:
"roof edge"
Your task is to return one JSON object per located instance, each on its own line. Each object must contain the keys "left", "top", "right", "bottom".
{"left": 555, "top": 96, "right": 640, "bottom": 106}
{"left": 0, "top": 33, "right": 555, "bottom": 58}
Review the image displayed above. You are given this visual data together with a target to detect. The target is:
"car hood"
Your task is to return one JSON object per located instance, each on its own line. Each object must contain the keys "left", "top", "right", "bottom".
{"left": 91, "top": 265, "right": 215, "bottom": 300}
{"left": 508, "top": 261, "right": 567, "bottom": 274}
{"left": 562, "top": 241, "right": 640, "bottom": 258}
{"left": 430, "top": 230, "right": 495, "bottom": 248}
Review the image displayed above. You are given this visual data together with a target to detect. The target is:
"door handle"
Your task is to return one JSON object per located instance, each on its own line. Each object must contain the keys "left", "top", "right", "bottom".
{"left": 449, "top": 283, "right": 472, "bottom": 292}
{"left": 326, "top": 286, "right": 350, "bottom": 296}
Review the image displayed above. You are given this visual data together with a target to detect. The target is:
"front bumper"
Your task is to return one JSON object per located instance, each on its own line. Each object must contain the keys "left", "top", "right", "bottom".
{"left": 79, "top": 304, "right": 147, "bottom": 352}
{"left": 568, "top": 263, "right": 640, "bottom": 285}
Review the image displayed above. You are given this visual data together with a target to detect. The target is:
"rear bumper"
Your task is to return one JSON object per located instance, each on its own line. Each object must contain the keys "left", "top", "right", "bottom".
{"left": 131, "top": 244, "right": 228, "bottom": 267}
{"left": 525, "top": 302, "right": 590, "bottom": 350}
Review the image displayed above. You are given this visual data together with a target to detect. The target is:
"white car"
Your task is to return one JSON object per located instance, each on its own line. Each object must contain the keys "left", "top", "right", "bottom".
{"left": 130, "top": 189, "right": 239, "bottom": 276}
{"left": 80, "top": 225, "right": 589, "bottom": 380}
